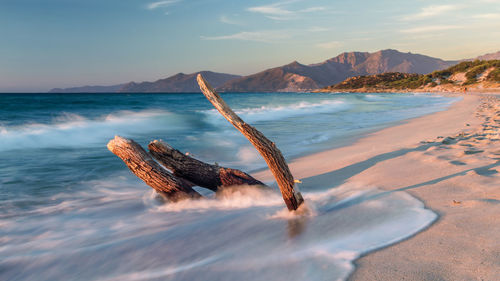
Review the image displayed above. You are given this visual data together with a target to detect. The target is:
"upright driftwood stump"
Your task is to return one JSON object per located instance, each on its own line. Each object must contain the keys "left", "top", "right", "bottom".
{"left": 107, "top": 136, "right": 201, "bottom": 201}
{"left": 149, "top": 140, "right": 265, "bottom": 192}
{"left": 197, "top": 74, "right": 304, "bottom": 211}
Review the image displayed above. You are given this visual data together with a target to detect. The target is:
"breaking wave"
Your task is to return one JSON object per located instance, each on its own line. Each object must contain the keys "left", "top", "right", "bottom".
{"left": 202, "top": 100, "right": 350, "bottom": 124}
{"left": 0, "top": 109, "right": 181, "bottom": 151}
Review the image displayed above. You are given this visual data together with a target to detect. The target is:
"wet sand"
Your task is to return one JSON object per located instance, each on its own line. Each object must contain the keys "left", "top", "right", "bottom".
{"left": 254, "top": 92, "right": 500, "bottom": 280}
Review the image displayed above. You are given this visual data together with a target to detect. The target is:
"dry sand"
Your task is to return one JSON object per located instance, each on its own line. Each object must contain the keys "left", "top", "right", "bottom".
{"left": 254, "top": 92, "right": 500, "bottom": 280}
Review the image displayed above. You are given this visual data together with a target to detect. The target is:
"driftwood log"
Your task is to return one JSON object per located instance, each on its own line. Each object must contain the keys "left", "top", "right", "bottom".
{"left": 107, "top": 76, "right": 305, "bottom": 211}
{"left": 149, "top": 140, "right": 264, "bottom": 192}
{"left": 107, "top": 136, "right": 201, "bottom": 201}
{"left": 107, "top": 136, "right": 265, "bottom": 200}
{"left": 197, "top": 74, "right": 304, "bottom": 211}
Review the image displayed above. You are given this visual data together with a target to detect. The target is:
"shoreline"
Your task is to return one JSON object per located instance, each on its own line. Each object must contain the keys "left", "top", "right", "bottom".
{"left": 313, "top": 87, "right": 500, "bottom": 95}
{"left": 253, "top": 92, "right": 499, "bottom": 280}
{"left": 249, "top": 92, "right": 461, "bottom": 176}
{"left": 254, "top": 92, "right": 482, "bottom": 182}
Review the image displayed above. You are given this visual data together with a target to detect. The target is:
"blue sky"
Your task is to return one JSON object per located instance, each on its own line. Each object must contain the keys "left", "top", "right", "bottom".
{"left": 1, "top": 0, "right": 499, "bottom": 92}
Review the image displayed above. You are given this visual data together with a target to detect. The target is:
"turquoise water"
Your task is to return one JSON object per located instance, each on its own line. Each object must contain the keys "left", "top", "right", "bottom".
{"left": 0, "top": 92, "right": 457, "bottom": 280}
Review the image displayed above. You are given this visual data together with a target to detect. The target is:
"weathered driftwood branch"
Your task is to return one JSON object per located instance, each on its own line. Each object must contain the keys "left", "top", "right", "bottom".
{"left": 107, "top": 136, "right": 201, "bottom": 201}
{"left": 107, "top": 77, "right": 305, "bottom": 210}
{"left": 197, "top": 74, "right": 304, "bottom": 211}
{"left": 149, "top": 140, "right": 265, "bottom": 191}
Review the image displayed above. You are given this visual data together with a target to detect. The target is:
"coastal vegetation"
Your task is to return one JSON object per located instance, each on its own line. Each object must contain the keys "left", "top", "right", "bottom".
{"left": 321, "top": 60, "right": 500, "bottom": 92}
{"left": 487, "top": 68, "right": 500, "bottom": 82}
{"left": 430, "top": 59, "right": 500, "bottom": 84}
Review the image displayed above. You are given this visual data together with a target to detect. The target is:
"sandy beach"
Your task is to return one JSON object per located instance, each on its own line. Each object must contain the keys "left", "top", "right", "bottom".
{"left": 255, "top": 92, "right": 500, "bottom": 280}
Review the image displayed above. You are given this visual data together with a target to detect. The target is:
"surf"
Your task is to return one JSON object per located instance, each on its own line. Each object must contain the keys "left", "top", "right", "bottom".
{"left": 0, "top": 109, "right": 182, "bottom": 151}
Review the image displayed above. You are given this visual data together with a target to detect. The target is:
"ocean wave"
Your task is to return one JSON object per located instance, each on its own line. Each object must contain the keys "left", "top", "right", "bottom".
{"left": 363, "top": 94, "right": 387, "bottom": 101}
{"left": 0, "top": 109, "right": 181, "bottom": 151}
{"left": 202, "top": 99, "right": 350, "bottom": 124}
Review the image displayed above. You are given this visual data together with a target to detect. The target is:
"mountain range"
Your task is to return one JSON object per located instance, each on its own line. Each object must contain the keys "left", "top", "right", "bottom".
{"left": 218, "top": 49, "right": 456, "bottom": 92}
{"left": 118, "top": 71, "right": 240, "bottom": 93}
{"left": 49, "top": 49, "right": 498, "bottom": 93}
{"left": 49, "top": 71, "right": 238, "bottom": 94}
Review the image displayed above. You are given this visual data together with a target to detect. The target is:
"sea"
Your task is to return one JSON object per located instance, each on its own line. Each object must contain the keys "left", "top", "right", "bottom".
{"left": 0, "top": 92, "right": 459, "bottom": 281}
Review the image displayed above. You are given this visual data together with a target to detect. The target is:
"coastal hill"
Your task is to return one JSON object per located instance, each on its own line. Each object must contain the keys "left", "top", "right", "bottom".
{"left": 216, "top": 61, "right": 321, "bottom": 92}
{"left": 49, "top": 84, "right": 126, "bottom": 93}
{"left": 118, "top": 71, "right": 240, "bottom": 93}
{"left": 317, "top": 60, "right": 500, "bottom": 93}
{"left": 474, "top": 51, "right": 500, "bottom": 61}
{"left": 217, "top": 49, "right": 457, "bottom": 92}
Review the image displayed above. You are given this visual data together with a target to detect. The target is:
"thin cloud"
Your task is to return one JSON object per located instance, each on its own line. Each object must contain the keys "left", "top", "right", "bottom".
{"left": 201, "top": 31, "right": 291, "bottom": 42}
{"left": 219, "top": 15, "right": 242, "bottom": 25}
{"left": 400, "top": 25, "right": 462, "bottom": 34}
{"left": 401, "top": 5, "right": 462, "bottom": 21}
{"left": 247, "top": 1, "right": 326, "bottom": 20}
{"left": 308, "top": 26, "right": 329, "bottom": 32}
{"left": 472, "top": 13, "right": 500, "bottom": 19}
{"left": 301, "top": 7, "right": 326, "bottom": 13}
{"left": 248, "top": 5, "right": 293, "bottom": 16}
{"left": 147, "top": 0, "right": 182, "bottom": 10}
{"left": 316, "top": 41, "right": 343, "bottom": 49}
{"left": 201, "top": 26, "right": 327, "bottom": 42}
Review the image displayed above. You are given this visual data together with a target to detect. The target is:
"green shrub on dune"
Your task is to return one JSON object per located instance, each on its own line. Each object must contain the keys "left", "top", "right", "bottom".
{"left": 487, "top": 69, "right": 500, "bottom": 82}
{"left": 465, "top": 65, "right": 488, "bottom": 84}
{"left": 428, "top": 60, "right": 500, "bottom": 84}
{"left": 440, "top": 79, "right": 452, "bottom": 84}
{"left": 429, "top": 70, "right": 452, "bottom": 80}
{"left": 329, "top": 73, "right": 424, "bottom": 90}
{"left": 448, "top": 60, "right": 482, "bottom": 73}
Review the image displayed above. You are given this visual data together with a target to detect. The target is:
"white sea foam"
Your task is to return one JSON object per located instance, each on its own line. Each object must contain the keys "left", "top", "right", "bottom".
{"left": 0, "top": 109, "right": 180, "bottom": 151}
{"left": 202, "top": 99, "right": 350, "bottom": 124}
{"left": 298, "top": 132, "right": 331, "bottom": 145}
{"left": 236, "top": 146, "right": 261, "bottom": 163}
{"left": 152, "top": 186, "right": 283, "bottom": 212}
{"left": 98, "top": 256, "right": 223, "bottom": 281}
{"left": 364, "top": 94, "right": 386, "bottom": 101}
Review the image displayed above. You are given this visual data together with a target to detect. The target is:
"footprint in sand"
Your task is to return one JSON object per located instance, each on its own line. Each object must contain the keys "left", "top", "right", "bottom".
{"left": 449, "top": 160, "right": 467, "bottom": 166}
{"left": 475, "top": 198, "right": 500, "bottom": 204}
{"left": 441, "top": 137, "right": 457, "bottom": 145}
{"left": 464, "top": 149, "right": 484, "bottom": 155}
{"left": 473, "top": 167, "right": 499, "bottom": 176}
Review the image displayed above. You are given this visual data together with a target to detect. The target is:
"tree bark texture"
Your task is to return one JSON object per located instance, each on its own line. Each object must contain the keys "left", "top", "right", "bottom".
{"left": 148, "top": 140, "right": 265, "bottom": 191}
{"left": 107, "top": 136, "right": 201, "bottom": 201}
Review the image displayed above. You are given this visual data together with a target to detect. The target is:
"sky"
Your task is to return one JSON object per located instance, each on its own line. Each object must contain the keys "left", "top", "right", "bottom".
{"left": 1, "top": 0, "right": 499, "bottom": 92}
